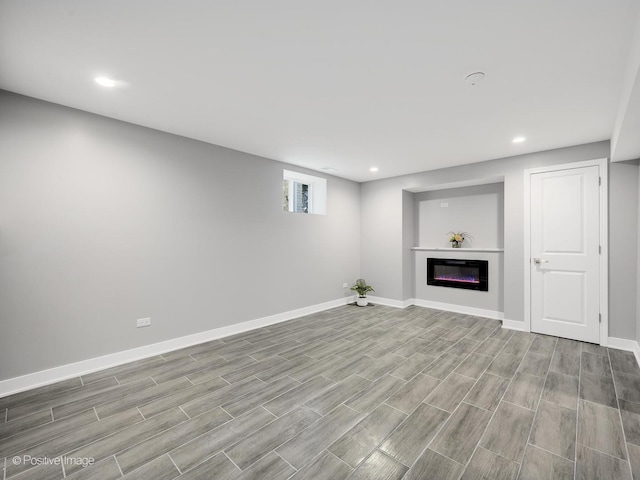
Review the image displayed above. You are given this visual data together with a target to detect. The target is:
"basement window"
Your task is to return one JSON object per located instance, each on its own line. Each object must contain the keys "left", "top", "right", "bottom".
{"left": 283, "top": 170, "right": 327, "bottom": 215}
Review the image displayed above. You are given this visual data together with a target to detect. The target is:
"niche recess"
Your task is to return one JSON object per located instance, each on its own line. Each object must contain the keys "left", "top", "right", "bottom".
{"left": 407, "top": 179, "right": 505, "bottom": 317}
{"left": 415, "top": 182, "right": 504, "bottom": 249}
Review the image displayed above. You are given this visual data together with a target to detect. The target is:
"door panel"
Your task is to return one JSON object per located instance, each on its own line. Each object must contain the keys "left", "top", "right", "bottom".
{"left": 530, "top": 165, "right": 600, "bottom": 343}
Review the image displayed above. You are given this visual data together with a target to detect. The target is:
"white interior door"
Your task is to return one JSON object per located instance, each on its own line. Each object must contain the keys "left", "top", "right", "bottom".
{"left": 529, "top": 165, "right": 600, "bottom": 343}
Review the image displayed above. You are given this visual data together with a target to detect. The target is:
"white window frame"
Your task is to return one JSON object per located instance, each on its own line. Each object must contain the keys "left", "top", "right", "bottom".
{"left": 283, "top": 169, "right": 327, "bottom": 215}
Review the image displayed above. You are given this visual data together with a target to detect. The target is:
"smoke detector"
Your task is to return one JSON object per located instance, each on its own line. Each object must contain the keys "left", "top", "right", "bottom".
{"left": 465, "top": 72, "right": 486, "bottom": 86}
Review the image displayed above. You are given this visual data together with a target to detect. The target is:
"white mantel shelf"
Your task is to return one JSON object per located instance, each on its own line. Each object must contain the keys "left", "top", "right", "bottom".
{"left": 412, "top": 247, "right": 504, "bottom": 252}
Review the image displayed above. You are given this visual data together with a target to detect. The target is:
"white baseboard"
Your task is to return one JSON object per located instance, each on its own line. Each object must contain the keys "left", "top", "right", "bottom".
{"left": 412, "top": 299, "right": 504, "bottom": 320}
{"left": 501, "top": 319, "right": 529, "bottom": 332}
{"left": 0, "top": 297, "right": 351, "bottom": 398}
{"left": 8, "top": 297, "right": 636, "bottom": 398}
{"left": 608, "top": 337, "right": 640, "bottom": 366}
{"left": 367, "top": 296, "right": 413, "bottom": 309}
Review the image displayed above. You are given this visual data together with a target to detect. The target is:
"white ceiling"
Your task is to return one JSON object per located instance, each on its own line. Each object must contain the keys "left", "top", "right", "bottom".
{"left": 1, "top": 1, "right": 639, "bottom": 182}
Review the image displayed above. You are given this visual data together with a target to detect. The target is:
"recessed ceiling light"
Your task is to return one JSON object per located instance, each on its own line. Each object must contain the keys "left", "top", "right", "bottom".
{"left": 465, "top": 72, "right": 486, "bottom": 86}
{"left": 95, "top": 76, "right": 118, "bottom": 87}
{"left": 512, "top": 136, "right": 526, "bottom": 143}
{"left": 321, "top": 167, "right": 337, "bottom": 172}
{"left": 370, "top": 167, "right": 379, "bottom": 172}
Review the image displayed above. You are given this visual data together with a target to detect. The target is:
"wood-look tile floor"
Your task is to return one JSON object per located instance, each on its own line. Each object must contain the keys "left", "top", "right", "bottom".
{"left": 2, "top": 305, "right": 640, "bottom": 480}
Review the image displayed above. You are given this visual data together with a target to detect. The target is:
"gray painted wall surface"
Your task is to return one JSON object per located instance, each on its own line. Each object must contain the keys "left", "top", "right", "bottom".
{"left": 415, "top": 183, "right": 504, "bottom": 248}
{"left": 361, "top": 142, "right": 618, "bottom": 328}
{"left": 402, "top": 190, "right": 415, "bottom": 300}
{"left": 609, "top": 161, "right": 639, "bottom": 339}
{"left": 0, "top": 91, "right": 361, "bottom": 380}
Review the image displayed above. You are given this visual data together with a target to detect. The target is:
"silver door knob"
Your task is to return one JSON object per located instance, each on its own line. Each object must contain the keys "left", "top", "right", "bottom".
{"left": 533, "top": 258, "right": 549, "bottom": 264}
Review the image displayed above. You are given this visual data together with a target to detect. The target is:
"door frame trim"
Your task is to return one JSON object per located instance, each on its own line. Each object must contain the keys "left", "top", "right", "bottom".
{"left": 523, "top": 158, "right": 609, "bottom": 345}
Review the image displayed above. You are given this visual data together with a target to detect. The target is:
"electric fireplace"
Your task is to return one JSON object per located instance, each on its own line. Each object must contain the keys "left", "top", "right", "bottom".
{"left": 427, "top": 258, "right": 488, "bottom": 291}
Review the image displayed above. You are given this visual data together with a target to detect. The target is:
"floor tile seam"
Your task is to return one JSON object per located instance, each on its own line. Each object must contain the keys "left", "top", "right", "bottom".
{"left": 549, "top": 365, "right": 579, "bottom": 378}
{"left": 524, "top": 442, "right": 576, "bottom": 463}
{"left": 488, "top": 338, "right": 544, "bottom": 478}
{"left": 259, "top": 380, "right": 338, "bottom": 418}
{"left": 6, "top": 370, "right": 312, "bottom": 456}
{"left": 176, "top": 406, "right": 190, "bottom": 420}
{"left": 579, "top": 397, "right": 621, "bottom": 413}
{"left": 325, "top": 448, "right": 355, "bottom": 471}
{"left": 166, "top": 452, "right": 182, "bottom": 475}
{"left": 414, "top": 352, "right": 494, "bottom": 474}
{"left": 500, "top": 399, "right": 535, "bottom": 412}
{"left": 189, "top": 375, "right": 268, "bottom": 410}
{"left": 4, "top": 388, "right": 109, "bottom": 420}
{"left": 611, "top": 367, "right": 640, "bottom": 378}
{"left": 113, "top": 409, "right": 234, "bottom": 470}
{"left": 478, "top": 446, "right": 523, "bottom": 468}
{"left": 369, "top": 445, "right": 413, "bottom": 469}
{"left": 61, "top": 409, "right": 191, "bottom": 467}
{"left": 381, "top": 401, "right": 413, "bottom": 417}
{"left": 165, "top": 410, "right": 262, "bottom": 475}
{"left": 221, "top": 405, "right": 239, "bottom": 420}
{"left": 0, "top": 413, "right": 102, "bottom": 460}
{"left": 14, "top": 408, "right": 154, "bottom": 466}
{"left": 423, "top": 444, "right": 467, "bottom": 468}
{"left": 0, "top": 415, "right": 55, "bottom": 443}
{"left": 60, "top": 455, "right": 69, "bottom": 478}
{"left": 336, "top": 404, "right": 415, "bottom": 469}
{"left": 575, "top": 439, "right": 630, "bottom": 463}
{"left": 459, "top": 400, "right": 494, "bottom": 415}
{"left": 272, "top": 450, "right": 300, "bottom": 474}
{"left": 409, "top": 397, "right": 461, "bottom": 461}
{"left": 471, "top": 351, "right": 494, "bottom": 361}
{"left": 607, "top": 347, "right": 634, "bottom": 477}
{"left": 448, "top": 348, "right": 526, "bottom": 474}
{"left": 49, "top": 382, "right": 158, "bottom": 421}
{"left": 452, "top": 371, "right": 480, "bottom": 382}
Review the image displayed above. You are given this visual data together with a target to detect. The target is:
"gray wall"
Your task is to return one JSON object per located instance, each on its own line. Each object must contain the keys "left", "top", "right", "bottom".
{"left": 401, "top": 190, "right": 415, "bottom": 300}
{"left": 0, "top": 91, "right": 361, "bottom": 380}
{"left": 609, "top": 161, "right": 639, "bottom": 339}
{"left": 638, "top": 163, "right": 640, "bottom": 344}
{"left": 415, "top": 183, "right": 504, "bottom": 248}
{"left": 361, "top": 142, "right": 636, "bottom": 334}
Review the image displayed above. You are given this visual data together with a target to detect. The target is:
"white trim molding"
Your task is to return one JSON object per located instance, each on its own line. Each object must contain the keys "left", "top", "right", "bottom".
{"left": 412, "top": 299, "right": 503, "bottom": 320}
{"left": 608, "top": 337, "right": 640, "bottom": 366}
{"left": 367, "top": 296, "right": 413, "bottom": 309}
{"left": 0, "top": 297, "right": 351, "bottom": 398}
{"left": 501, "top": 319, "right": 529, "bottom": 332}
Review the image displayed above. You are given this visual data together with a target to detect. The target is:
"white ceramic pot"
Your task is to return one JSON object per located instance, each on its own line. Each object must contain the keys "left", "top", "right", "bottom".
{"left": 356, "top": 297, "right": 368, "bottom": 307}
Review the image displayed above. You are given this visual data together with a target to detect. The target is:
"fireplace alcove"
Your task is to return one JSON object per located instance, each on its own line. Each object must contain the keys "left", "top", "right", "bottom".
{"left": 410, "top": 181, "right": 504, "bottom": 318}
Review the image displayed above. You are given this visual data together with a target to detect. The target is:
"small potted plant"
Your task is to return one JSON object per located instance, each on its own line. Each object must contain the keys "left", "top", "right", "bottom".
{"left": 448, "top": 231, "right": 471, "bottom": 248}
{"left": 351, "top": 278, "right": 374, "bottom": 307}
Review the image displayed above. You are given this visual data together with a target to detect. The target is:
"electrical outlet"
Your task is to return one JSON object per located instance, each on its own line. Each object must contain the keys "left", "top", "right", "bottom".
{"left": 343, "top": 283, "right": 349, "bottom": 288}
{"left": 440, "top": 202, "right": 449, "bottom": 208}
{"left": 136, "top": 317, "right": 151, "bottom": 328}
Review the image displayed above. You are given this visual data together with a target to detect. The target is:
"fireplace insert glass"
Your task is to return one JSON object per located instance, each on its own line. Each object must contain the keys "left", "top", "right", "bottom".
{"left": 427, "top": 258, "right": 488, "bottom": 291}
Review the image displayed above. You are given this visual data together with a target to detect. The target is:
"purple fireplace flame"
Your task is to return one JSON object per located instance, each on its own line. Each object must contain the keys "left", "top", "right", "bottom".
{"left": 434, "top": 274, "right": 480, "bottom": 284}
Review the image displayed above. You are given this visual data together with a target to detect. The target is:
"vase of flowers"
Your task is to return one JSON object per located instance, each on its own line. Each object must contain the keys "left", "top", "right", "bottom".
{"left": 448, "top": 231, "right": 469, "bottom": 248}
